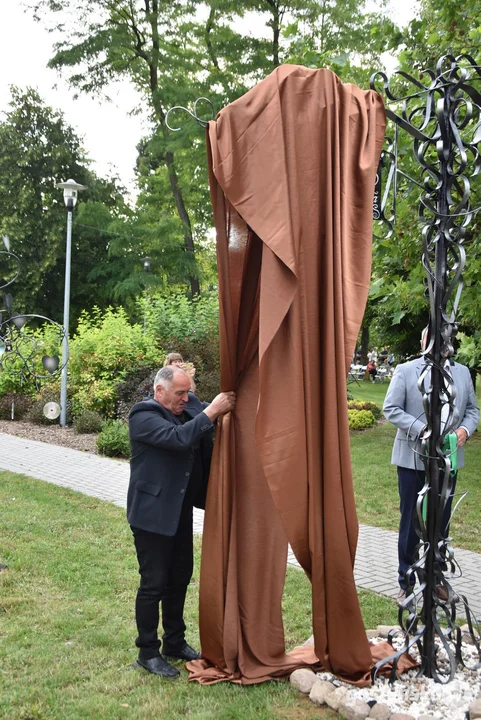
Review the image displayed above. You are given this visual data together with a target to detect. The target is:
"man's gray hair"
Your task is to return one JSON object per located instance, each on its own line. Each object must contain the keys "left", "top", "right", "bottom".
{"left": 153, "top": 365, "right": 188, "bottom": 390}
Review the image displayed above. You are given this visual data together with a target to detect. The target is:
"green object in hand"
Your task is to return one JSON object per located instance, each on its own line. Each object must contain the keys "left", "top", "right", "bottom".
{"left": 443, "top": 432, "right": 458, "bottom": 476}
{"left": 422, "top": 433, "right": 458, "bottom": 521}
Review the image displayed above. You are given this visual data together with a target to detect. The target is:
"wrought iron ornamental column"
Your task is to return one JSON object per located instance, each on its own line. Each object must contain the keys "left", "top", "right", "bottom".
{"left": 371, "top": 55, "right": 481, "bottom": 683}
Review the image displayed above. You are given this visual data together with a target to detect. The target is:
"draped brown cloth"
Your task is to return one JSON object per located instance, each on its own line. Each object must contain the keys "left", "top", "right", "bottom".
{"left": 187, "top": 65, "right": 389, "bottom": 685}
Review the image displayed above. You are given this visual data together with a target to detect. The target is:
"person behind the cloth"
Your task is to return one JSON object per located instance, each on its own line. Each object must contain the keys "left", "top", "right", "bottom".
{"left": 127, "top": 365, "right": 236, "bottom": 678}
{"left": 383, "top": 327, "right": 479, "bottom": 606}
{"left": 164, "top": 351, "right": 196, "bottom": 392}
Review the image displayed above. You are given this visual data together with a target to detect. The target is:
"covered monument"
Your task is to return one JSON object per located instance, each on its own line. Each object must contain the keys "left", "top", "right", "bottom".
{"left": 187, "top": 64, "right": 390, "bottom": 685}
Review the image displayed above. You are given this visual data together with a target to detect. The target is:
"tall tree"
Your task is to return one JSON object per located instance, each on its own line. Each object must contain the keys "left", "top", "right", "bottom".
{"left": 32, "top": 0, "right": 213, "bottom": 296}
{"left": 31, "top": 0, "right": 400, "bottom": 299}
{"left": 0, "top": 86, "right": 128, "bottom": 326}
{"left": 280, "top": 0, "right": 401, "bottom": 79}
{"left": 399, "top": 0, "right": 480, "bottom": 69}
{"left": 365, "top": 0, "right": 481, "bottom": 358}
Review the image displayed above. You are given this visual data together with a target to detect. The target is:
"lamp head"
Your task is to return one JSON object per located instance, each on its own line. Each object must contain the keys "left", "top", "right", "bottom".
{"left": 142, "top": 256, "right": 152, "bottom": 272}
{"left": 55, "top": 179, "right": 87, "bottom": 210}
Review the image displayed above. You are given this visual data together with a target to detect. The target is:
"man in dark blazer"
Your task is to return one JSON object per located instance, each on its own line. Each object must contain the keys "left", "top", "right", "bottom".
{"left": 383, "top": 333, "right": 479, "bottom": 606}
{"left": 127, "top": 365, "right": 235, "bottom": 677}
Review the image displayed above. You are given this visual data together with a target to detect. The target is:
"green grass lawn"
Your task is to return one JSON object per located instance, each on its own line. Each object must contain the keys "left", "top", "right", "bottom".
{"left": 0, "top": 472, "right": 396, "bottom": 720}
{"left": 350, "top": 380, "right": 481, "bottom": 553}
{"left": 1, "top": 377, "right": 479, "bottom": 718}
{"left": 348, "top": 378, "right": 391, "bottom": 405}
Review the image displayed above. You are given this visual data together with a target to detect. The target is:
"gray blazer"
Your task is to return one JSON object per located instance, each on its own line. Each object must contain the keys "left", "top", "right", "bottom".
{"left": 383, "top": 357, "right": 479, "bottom": 470}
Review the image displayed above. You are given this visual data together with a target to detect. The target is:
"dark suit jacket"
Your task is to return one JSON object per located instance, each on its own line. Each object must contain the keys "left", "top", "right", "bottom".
{"left": 127, "top": 393, "right": 214, "bottom": 536}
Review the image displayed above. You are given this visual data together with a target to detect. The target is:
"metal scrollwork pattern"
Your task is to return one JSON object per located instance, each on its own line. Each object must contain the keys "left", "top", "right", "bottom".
{"left": 373, "top": 132, "right": 397, "bottom": 239}
{"left": 165, "top": 97, "right": 215, "bottom": 132}
{"left": 371, "top": 55, "right": 481, "bottom": 682}
{"left": 0, "top": 237, "right": 67, "bottom": 385}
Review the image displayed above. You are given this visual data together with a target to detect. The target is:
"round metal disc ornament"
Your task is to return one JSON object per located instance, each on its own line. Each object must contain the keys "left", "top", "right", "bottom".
{"left": 42, "top": 402, "right": 61, "bottom": 420}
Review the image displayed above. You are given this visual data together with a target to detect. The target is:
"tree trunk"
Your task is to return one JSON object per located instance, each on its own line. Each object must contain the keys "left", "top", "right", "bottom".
{"left": 272, "top": 21, "right": 280, "bottom": 66}
{"left": 206, "top": 7, "right": 220, "bottom": 68}
{"left": 360, "top": 325, "right": 369, "bottom": 364}
{"left": 148, "top": 1, "right": 200, "bottom": 296}
{"left": 272, "top": 3, "right": 280, "bottom": 66}
{"left": 165, "top": 151, "right": 200, "bottom": 297}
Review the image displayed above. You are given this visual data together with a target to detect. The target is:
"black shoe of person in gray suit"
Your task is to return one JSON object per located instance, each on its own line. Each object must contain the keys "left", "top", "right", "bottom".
{"left": 135, "top": 654, "right": 180, "bottom": 678}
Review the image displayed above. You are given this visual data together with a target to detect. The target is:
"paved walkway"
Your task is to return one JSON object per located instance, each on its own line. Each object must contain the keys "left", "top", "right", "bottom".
{"left": 1, "top": 432, "right": 480, "bottom": 617}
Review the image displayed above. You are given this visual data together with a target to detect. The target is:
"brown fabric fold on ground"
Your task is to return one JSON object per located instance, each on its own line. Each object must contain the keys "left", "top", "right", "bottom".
{"left": 186, "top": 642, "right": 418, "bottom": 687}
{"left": 189, "top": 65, "right": 386, "bottom": 685}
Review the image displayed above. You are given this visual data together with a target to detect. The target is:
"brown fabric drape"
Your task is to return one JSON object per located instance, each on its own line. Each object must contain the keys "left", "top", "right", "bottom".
{"left": 188, "top": 65, "right": 387, "bottom": 685}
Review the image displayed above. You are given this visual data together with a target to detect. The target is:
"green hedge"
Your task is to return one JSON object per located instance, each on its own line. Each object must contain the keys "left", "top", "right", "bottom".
{"left": 0, "top": 392, "right": 31, "bottom": 420}
{"left": 73, "top": 409, "right": 104, "bottom": 434}
{"left": 67, "top": 306, "right": 162, "bottom": 417}
{"left": 1, "top": 294, "right": 222, "bottom": 423}
{"left": 96, "top": 420, "right": 130, "bottom": 458}
{"left": 141, "top": 291, "right": 220, "bottom": 402}
{"left": 348, "top": 409, "right": 376, "bottom": 430}
{"left": 348, "top": 399, "right": 382, "bottom": 419}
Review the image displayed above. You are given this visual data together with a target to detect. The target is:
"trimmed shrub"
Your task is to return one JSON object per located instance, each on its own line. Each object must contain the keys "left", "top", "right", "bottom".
{"left": 0, "top": 392, "right": 32, "bottom": 420}
{"left": 142, "top": 291, "right": 220, "bottom": 403}
{"left": 115, "top": 366, "right": 156, "bottom": 421}
{"left": 190, "top": 368, "right": 219, "bottom": 403}
{"left": 96, "top": 420, "right": 130, "bottom": 458}
{"left": 348, "top": 399, "right": 382, "bottom": 420}
{"left": 348, "top": 409, "right": 376, "bottom": 430}
{"left": 73, "top": 409, "right": 104, "bottom": 434}
{"left": 68, "top": 307, "right": 162, "bottom": 417}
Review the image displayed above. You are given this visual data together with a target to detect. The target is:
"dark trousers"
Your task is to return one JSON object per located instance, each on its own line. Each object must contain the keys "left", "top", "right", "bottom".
{"left": 131, "top": 502, "right": 194, "bottom": 660}
{"left": 397, "top": 466, "right": 456, "bottom": 589}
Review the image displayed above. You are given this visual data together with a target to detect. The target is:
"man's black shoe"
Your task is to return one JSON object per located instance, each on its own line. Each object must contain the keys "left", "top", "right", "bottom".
{"left": 163, "top": 643, "right": 201, "bottom": 662}
{"left": 135, "top": 654, "right": 180, "bottom": 678}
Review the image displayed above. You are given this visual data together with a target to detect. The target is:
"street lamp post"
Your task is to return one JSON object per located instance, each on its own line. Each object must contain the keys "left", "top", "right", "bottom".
{"left": 141, "top": 257, "right": 152, "bottom": 336}
{"left": 55, "top": 179, "right": 86, "bottom": 427}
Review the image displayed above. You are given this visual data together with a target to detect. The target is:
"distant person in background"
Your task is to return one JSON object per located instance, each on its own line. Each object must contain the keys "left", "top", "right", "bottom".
{"left": 164, "top": 352, "right": 196, "bottom": 393}
{"left": 366, "top": 360, "right": 377, "bottom": 382}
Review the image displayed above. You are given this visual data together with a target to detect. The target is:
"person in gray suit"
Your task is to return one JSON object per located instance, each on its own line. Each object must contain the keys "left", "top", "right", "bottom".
{"left": 383, "top": 332, "right": 479, "bottom": 605}
{"left": 127, "top": 366, "right": 235, "bottom": 677}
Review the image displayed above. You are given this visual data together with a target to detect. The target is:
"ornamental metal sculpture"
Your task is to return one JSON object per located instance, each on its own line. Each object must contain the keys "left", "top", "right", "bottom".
{"left": 0, "top": 235, "right": 67, "bottom": 404}
{"left": 371, "top": 54, "right": 481, "bottom": 683}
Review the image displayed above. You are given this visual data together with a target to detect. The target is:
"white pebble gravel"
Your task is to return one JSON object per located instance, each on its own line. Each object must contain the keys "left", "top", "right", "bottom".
{"left": 316, "top": 639, "right": 481, "bottom": 720}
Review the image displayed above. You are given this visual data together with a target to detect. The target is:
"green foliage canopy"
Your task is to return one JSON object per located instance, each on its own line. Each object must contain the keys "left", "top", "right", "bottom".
{"left": 28, "top": 0, "right": 401, "bottom": 301}
{"left": 365, "top": 0, "right": 481, "bottom": 359}
{"left": 0, "top": 86, "right": 130, "bottom": 326}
